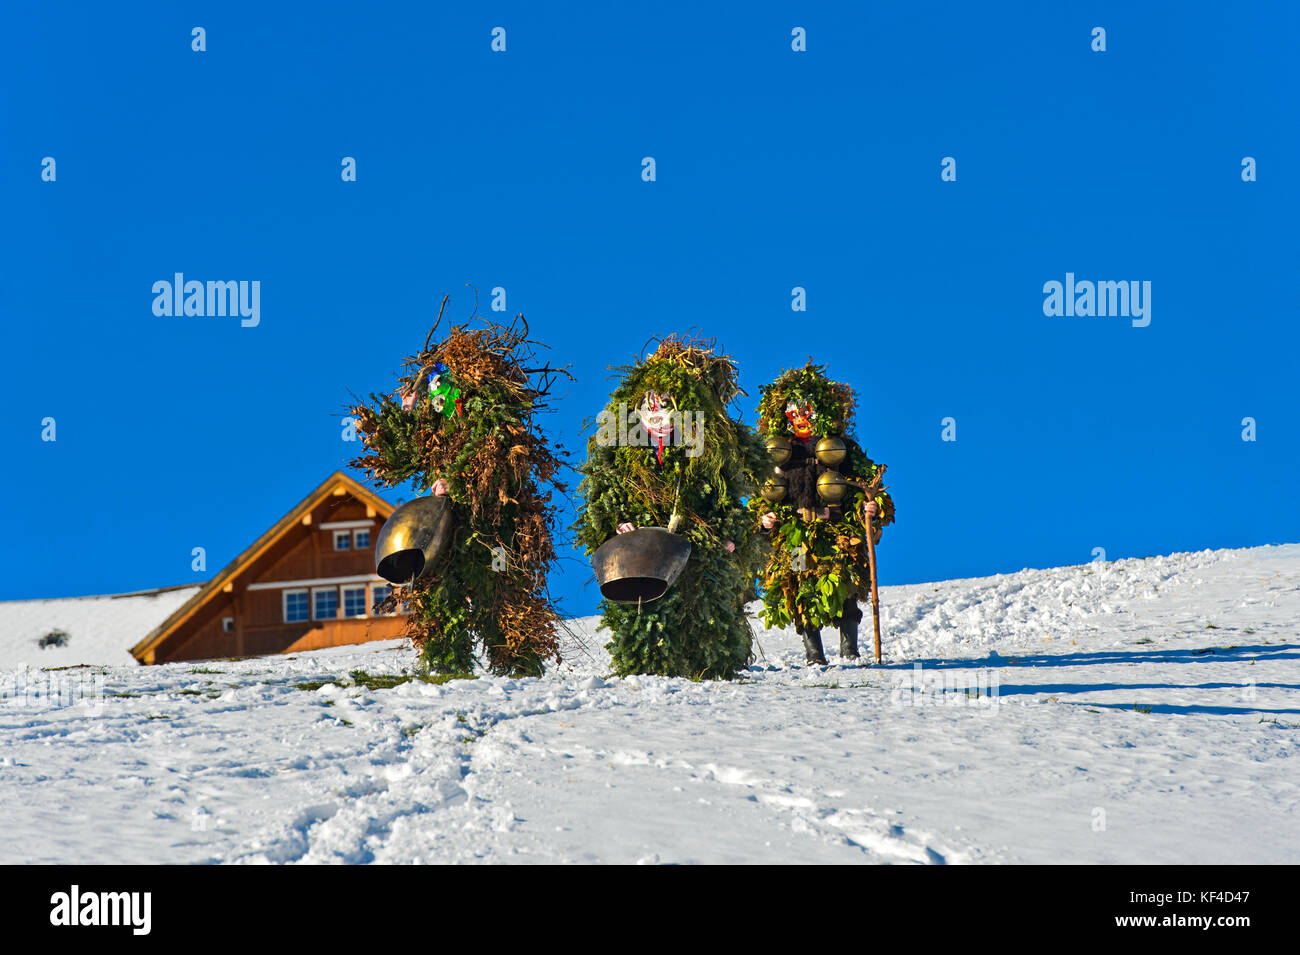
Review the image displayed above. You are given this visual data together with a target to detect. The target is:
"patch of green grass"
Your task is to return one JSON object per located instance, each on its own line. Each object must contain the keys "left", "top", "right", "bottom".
{"left": 1205, "top": 623, "right": 1220, "bottom": 629}
{"left": 1243, "top": 628, "right": 1255, "bottom": 635}
{"left": 1260, "top": 717, "right": 1299, "bottom": 729}
{"left": 348, "top": 670, "right": 415, "bottom": 691}
{"left": 293, "top": 670, "right": 476, "bottom": 693}
{"left": 456, "top": 713, "right": 468, "bottom": 723}
{"left": 40, "top": 663, "right": 91, "bottom": 672}
{"left": 1133, "top": 703, "right": 1153, "bottom": 714}
{"left": 293, "top": 680, "right": 334, "bottom": 692}
{"left": 1135, "top": 637, "right": 1153, "bottom": 645}
{"left": 145, "top": 714, "right": 172, "bottom": 720}
{"left": 427, "top": 672, "right": 476, "bottom": 685}
{"left": 190, "top": 667, "right": 223, "bottom": 675}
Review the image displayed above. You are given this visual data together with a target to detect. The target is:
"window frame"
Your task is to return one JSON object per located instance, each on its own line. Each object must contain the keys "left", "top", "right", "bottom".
{"left": 312, "top": 586, "right": 340, "bottom": 621}
{"left": 341, "top": 585, "right": 368, "bottom": 619}
{"left": 283, "top": 589, "right": 310, "bottom": 623}
{"left": 333, "top": 530, "right": 352, "bottom": 551}
{"left": 370, "top": 582, "right": 397, "bottom": 616}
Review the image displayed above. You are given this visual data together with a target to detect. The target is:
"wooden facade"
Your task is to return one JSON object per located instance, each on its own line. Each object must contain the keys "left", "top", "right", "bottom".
{"left": 132, "top": 472, "right": 408, "bottom": 665}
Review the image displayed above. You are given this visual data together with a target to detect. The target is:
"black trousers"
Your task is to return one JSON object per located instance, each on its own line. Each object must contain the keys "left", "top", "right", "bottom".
{"left": 798, "top": 597, "right": 865, "bottom": 663}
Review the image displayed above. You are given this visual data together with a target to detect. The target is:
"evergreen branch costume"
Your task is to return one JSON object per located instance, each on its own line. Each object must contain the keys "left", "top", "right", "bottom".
{"left": 749, "top": 362, "right": 895, "bottom": 663}
{"left": 348, "top": 308, "right": 569, "bottom": 677}
{"left": 573, "top": 336, "right": 766, "bottom": 679}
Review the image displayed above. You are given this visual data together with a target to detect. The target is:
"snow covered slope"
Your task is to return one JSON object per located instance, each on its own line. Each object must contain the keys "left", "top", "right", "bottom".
{"left": 0, "top": 586, "right": 200, "bottom": 669}
{"left": 0, "top": 544, "right": 1295, "bottom": 864}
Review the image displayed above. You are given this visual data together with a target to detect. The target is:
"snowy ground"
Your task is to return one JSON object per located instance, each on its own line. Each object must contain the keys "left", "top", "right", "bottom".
{"left": 1, "top": 544, "right": 1296, "bottom": 864}
{"left": 0, "top": 586, "right": 200, "bottom": 669}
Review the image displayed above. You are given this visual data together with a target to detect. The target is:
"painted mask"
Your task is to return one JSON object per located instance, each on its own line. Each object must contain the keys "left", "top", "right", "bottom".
{"left": 638, "top": 391, "right": 677, "bottom": 440}
{"left": 785, "top": 400, "right": 816, "bottom": 439}
{"left": 638, "top": 391, "right": 677, "bottom": 464}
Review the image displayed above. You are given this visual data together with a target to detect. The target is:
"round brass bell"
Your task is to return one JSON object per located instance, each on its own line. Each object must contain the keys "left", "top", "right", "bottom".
{"left": 816, "top": 470, "right": 850, "bottom": 504}
{"left": 815, "top": 436, "right": 847, "bottom": 467}
{"left": 764, "top": 435, "right": 792, "bottom": 465}
{"left": 760, "top": 473, "right": 788, "bottom": 502}
{"left": 374, "top": 495, "right": 455, "bottom": 585}
{"left": 592, "top": 527, "right": 692, "bottom": 604}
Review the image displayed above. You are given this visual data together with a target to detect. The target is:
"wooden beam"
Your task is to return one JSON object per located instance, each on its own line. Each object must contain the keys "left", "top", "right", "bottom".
{"left": 234, "top": 593, "right": 244, "bottom": 657}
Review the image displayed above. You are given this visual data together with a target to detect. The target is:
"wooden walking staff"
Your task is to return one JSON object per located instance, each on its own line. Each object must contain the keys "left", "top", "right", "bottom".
{"left": 849, "top": 466, "right": 887, "bottom": 664}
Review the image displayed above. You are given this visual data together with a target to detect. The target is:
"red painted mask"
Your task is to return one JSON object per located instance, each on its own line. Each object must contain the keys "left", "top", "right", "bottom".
{"left": 785, "top": 401, "right": 815, "bottom": 439}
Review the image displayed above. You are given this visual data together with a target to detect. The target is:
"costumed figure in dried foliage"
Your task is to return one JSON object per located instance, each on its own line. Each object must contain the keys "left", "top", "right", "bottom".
{"left": 349, "top": 299, "right": 570, "bottom": 677}
{"left": 749, "top": 362, "right": 895, "bottom": 665}
{"left": 573, "top": 336, "right": 766, "bottom": 679}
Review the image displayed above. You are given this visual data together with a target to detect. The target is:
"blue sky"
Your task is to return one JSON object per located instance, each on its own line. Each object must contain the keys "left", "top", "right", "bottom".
{"left": 2, "top": 2, "right": 1296, "bottom": 616}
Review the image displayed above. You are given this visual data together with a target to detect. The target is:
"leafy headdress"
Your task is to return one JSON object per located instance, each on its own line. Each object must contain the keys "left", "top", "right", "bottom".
{"left": 756, "top": 361, "right": 857, "bottom": 437}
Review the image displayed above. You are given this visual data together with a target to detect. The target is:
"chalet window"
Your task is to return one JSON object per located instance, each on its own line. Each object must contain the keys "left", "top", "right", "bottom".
{"left": 284, "top": 590, "right": 309, "bottom": 623}
{"left": 354, "top": 529, "right": 371, "bottom": 549}
{"left": 371, "top": 583, "right": 388, "bottom": 613}
{"left": 342, "top": 586, "right": 367, "bottom": 618}
{"left": 313, "top": 588, "right": 339, "bottom": 620}
{"left": 333, "top": 530, "right": 351, "bottom": 551}
{"left": 222, "top": 617, "right": 235, "bottom": 633}
{"left": 371, "top": 583, "right": 394, "bottom": 615}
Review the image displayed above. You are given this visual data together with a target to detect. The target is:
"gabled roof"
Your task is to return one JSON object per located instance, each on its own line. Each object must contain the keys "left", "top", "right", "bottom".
{"left": 130, "top": 471, "right": 395, "bottom": 664}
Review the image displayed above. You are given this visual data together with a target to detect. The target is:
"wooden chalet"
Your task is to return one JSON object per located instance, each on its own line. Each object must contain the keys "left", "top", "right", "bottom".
{"left": 131, "top": 472, "right": 408, "bottom": 665}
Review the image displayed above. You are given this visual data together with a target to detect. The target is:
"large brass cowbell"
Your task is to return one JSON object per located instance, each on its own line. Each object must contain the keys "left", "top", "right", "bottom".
{"left": 374, "top": 495, "right": 455, "bottom": 585}
{"left": 592, "top": 527, "right": 692, "bottom": 604}
{"left": 815, "top": 436, "right": 850, "bottom": 504}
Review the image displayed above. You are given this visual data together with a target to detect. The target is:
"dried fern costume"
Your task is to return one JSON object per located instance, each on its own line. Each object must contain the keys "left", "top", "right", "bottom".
{"left": 349, "top": 309, "right": 568, "bottom": 677}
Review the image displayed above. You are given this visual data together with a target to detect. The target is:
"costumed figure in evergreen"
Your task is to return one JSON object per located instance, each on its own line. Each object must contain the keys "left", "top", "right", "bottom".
{"left": 349, "top": 299, "right": 570, "bottom": 677}
{"left": 573, "top": 336, "right": 766, "bottom": 679}
{"left": 749, "top": 362, "right": 895, "bottom": 665}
